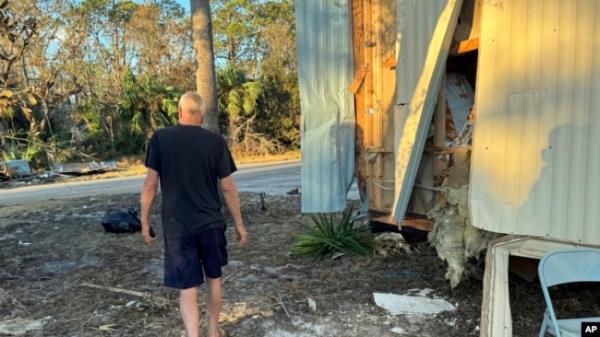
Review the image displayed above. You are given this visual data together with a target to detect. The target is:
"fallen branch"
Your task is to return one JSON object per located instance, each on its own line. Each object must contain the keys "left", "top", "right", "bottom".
{"left": 0, "top": 287, "right": 28, "bottom": 314}
{"left": 79, "top": 283, "right": 172, "bottom": 307}
{"left": 222, "top": 270, "right": 249, "bottom": 284}
{"left": 272, "top": 290, "right": 290, "bottom": 319}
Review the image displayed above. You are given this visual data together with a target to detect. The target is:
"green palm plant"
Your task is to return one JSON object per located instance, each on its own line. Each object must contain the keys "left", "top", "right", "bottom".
{"left": 217, "top": 66, "right": 261, "bottom": 132}
{"left": 116, "top": 71, "right": 180, "bottom": 153}
{"left": 291, "top": 208, "right": 374, "bottom": 258}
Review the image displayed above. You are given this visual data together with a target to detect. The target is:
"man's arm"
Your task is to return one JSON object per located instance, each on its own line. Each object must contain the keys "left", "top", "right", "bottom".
{"left": 220, "top": 175, "right": 248, "bottom": 246}
{"left": 140, "top": 168, "right": 159, "bottom": 245}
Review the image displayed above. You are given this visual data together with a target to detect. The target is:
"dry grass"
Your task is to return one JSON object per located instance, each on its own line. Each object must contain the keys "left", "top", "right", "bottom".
{"left": 232, "top": 150, "right": 300, "bottom": 164}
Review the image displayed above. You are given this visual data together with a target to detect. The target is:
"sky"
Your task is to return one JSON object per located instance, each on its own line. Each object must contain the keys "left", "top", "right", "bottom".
{"left": 175, "top": 0, "right": 190, "bottom": 13}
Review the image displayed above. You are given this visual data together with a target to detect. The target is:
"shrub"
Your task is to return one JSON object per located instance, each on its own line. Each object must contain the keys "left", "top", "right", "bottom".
{"left": 291, "top": 208, "right": 373, "bottom": 258}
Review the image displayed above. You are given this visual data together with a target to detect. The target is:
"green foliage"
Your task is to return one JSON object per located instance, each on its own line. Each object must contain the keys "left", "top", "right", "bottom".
{"left": 78, "top": 99, "right": 103, "bottom": 139}
{"left": 255, "top": 72, "right": 300, "bottom": 148}
{"left": 0, "top": 0, "right": 299, "bottom": 165}
{"left": 115, "top": 72, "right": 180, "bottom": 154}
{"left": 212, "top": 0, "right": 257, "bottom": 64}
{"left": 291, "top": 209, "right": 374, "bottom": 258}
{"left": 217, "top": 66, "right": 261, "bottom": 128}
{"left": 1, "top": 132, "right": 76, "bottom": 169}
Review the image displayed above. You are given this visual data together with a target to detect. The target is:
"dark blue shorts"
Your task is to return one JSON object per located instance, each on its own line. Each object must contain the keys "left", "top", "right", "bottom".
{"left": 163, "top": 227, "right": 228, "bottom": 289}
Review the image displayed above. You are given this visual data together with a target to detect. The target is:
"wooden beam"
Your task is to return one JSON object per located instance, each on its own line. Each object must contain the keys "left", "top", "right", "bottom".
{"left": 349, "top": 66, "right": 368, "bottom": 94}
{"left": 433, "top": 73, "right": 447, "bottom": 183}
{"left": 452, "top": 37, "right": 479, "bottom": 54}
{"left": 372, "top": 215, "right": 434, "bottom": 232}
{"left": 352, "top": 0, "right": 369, "bottom": 203}
{"left": 383, "top": 56, "right": 396, "bottom": 69}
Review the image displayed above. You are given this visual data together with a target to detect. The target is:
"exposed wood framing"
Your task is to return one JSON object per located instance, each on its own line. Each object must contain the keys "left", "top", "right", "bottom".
{"left": 383, "top": 56, "right": 396, "bottom": 70}
{"left": 352, "top": 0, "right": 368, "bottom": 205}
{"left": 373, "top": 215, "right": 434, "bottom": 232}
{"left": 352, "top": 0, "right": 397, "bottom": 215}
{"left": 433, "top": 73, "right": 447, "bottom": 186}
{"left": 452, "top": 37, "right": 480, "bottom": 54}
{"left": 391, "top": 0, "right": 463, "bottom": 222}
{"left": 349, "top": 66, "right": 368, "bottom": 94}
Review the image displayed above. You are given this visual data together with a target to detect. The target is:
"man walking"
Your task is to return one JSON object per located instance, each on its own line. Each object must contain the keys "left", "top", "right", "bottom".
{"left": 140, "top": 91, "right": 248, "bottom": 337}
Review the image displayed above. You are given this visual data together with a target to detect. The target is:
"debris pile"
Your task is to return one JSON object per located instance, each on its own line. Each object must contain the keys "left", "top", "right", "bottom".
{"left": 0, "top": 159, "right": 119, "bottom": 188}
{"left": 426, "top": 75, "right": 499, "bottom": 287}
{"left": 373, "top": 232, "right": 412, "bottom": 257}
{"left": 428, "top": 183, "right": 497, "bottom": 288}
{"left": 52, "top": 161, "right": 118, "bottom": 176}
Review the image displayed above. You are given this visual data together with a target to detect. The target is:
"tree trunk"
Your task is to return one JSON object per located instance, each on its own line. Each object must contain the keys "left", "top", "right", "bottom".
{"left": 190, "top": 0, "right": 220, "bottom": 133}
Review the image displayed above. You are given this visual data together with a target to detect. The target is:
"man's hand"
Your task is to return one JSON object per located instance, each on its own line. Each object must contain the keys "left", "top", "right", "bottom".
{"left": 235, "top": 224, "right": 248, "bottom": 247}
{"left": 141, "top": 223, "right": 155, "bottom": 245}
{"left": 140, "top": 169, "right": 159, "bottom": 246}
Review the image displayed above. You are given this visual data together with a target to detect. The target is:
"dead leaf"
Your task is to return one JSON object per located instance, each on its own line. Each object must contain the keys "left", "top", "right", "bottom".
{"left": 0, "top": 90, "right": 13, "bottom": 98}
{"left": 27, "top": 94, "right": 37, "bottom": 105}
{"left": 21, "top": 107, "right": 33, "bottom": 121}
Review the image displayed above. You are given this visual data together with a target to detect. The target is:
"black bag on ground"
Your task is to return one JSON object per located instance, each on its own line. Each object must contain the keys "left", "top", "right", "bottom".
{"left": 102, "top": 209, "right": 142, "bottom": 233}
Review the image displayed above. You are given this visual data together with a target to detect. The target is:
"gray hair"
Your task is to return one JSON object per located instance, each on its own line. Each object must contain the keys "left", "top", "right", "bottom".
{"left": 178, "top": 91, "right": 206, "bottom": 117}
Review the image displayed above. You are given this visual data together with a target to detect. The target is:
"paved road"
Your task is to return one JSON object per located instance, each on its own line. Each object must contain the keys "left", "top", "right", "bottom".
{"left": 0, "top": 160, "right": 302, "bottom": 206}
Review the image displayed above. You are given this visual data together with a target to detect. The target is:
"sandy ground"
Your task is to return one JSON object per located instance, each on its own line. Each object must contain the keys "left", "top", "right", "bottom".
{"left": 1, "top": 193, "right": 598, "bottom": 337}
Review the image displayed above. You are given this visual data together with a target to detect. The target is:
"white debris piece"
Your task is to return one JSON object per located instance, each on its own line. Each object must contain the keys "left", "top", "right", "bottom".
{"left": 390, "top": 326, "right": 407, "bottom": 334}
{"left": 373, "top": 292, "right": 455, "bottom": 316}
{"left": 307, "top": 297, "right": 317, "bottom": 312}
{"left": 17, "top": 241, "right": 32, "bottom": 247}
{"left": 0, "top": 317, "right": 48, "bottom": 335}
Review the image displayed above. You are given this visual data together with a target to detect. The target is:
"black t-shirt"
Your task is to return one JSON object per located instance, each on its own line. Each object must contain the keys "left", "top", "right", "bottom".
{"left": 145, "top": 124, "right": 237, "bottom": 238}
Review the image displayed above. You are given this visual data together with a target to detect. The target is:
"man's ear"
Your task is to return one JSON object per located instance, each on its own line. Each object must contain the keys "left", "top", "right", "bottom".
{"left": 178, "top": 106, "right": 182, "bottom": 120}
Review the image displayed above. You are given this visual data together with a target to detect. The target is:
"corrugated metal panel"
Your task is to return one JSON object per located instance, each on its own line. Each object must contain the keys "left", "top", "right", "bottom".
{"left": 395, "top": 0, "right": 447, "bottom": 105}
{"left": 470, "top": 0, "right": 600, "bottom": 245}
{"left": 392, "top": 0, "right": 463, "bottom": 222}
{"left": 296, "top": 0, "right": 355, "bottom": 213}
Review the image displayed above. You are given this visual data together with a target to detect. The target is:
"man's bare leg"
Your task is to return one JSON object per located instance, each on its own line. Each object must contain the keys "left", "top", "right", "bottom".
{"left": 180, "top": 287, "right": 200, "bottom": 337}
{"left": 206, "top": 277, "right": 222, "bottom": 337}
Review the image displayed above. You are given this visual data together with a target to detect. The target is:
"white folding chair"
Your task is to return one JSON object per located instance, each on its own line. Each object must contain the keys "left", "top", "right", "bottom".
{"left": 538, "top": 249, "right": 600, "bottom": 337}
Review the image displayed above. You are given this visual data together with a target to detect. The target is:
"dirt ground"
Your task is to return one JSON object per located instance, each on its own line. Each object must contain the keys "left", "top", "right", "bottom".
{"left": 1, "top": 193, "right": 598, "bottom": 337}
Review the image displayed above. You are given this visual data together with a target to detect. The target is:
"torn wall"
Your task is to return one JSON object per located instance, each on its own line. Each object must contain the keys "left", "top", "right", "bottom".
{"left": 296, "top": 0, "right": 355, "bottom": 212}
{"left": 427, "top": 150, "right": 498, "bottom": 288}
{"left": 391, "top": 0, "right": 463, "bottom": 222}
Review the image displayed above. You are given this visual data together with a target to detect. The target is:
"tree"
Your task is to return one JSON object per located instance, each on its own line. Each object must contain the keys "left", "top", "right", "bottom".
{"left": 190, "top": 0, "right": 219, "bottom": 133}
{"left": 212, "top": 0, "right": 256, "bottom": 69}
{"left": 0, "top": 0, "right": 300, "bottom": 167}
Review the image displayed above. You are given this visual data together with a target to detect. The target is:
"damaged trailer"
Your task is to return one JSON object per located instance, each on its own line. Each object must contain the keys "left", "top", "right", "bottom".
{"left": 296, "top": 0, "right": 600, "bottom": 336}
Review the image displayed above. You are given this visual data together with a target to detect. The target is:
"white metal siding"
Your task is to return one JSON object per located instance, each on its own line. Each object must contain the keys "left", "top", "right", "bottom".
{"left": 392, "top": 0, "right": 463, "bottom": 221}
{"left": 296, "top": 0, "right": 355, "bottom": 212}
{"left": 395, "top": 0, "right": 447, "bottom": 105}
{"left": 470, "top": 0, "right": 600, "bottom": 244}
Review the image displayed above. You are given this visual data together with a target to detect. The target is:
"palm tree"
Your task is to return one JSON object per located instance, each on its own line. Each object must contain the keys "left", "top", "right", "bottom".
{"left": 190, "top": 0, "right": 220, "bottom": 133}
